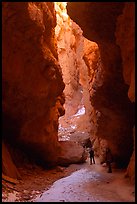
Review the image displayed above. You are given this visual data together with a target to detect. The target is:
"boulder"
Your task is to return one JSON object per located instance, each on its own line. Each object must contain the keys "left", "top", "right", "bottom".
{"left": 69, "top": 132, "right": 90, "bottom": 147}
{"left": 58, "top": 141, "right": 88, "bottom": 166}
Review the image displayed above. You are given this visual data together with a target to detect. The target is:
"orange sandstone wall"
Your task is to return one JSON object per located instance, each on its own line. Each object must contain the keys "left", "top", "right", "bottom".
{"left": 55, "top": 3, "right": 92, "bottom": 133}
{"left": 55, "top": 2, "right": 83, "bottom": 118}
{"left": 2, "top": 2, "right": 65, "bottom": 168}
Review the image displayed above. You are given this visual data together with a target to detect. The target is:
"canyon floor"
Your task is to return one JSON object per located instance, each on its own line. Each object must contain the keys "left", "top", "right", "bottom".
{"left": 2, "top": 156, "right": 135, "bottom": 202}
{"left": 2, "top": 109, "right": 135, "bottom": 202}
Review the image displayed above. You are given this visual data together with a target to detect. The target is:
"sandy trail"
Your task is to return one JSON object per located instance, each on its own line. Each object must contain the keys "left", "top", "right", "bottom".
{"left": 35, "top": 158, "right": 135, "bottom": 202}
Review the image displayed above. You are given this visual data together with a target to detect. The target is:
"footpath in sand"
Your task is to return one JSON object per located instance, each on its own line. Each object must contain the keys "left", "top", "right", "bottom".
{"left": 2, "top": 156, "right": 135, "bottom": 202}
{"left": 35, "top": 158, "right": 135, "bottom": 202}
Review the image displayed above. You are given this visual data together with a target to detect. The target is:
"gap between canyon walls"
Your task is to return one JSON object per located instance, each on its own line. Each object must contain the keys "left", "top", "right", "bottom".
{"left": 55, "top": 2, "right": 96, "bottom": 141}
{"left": 54, "top": 4, "right": 108, "bottom": 170}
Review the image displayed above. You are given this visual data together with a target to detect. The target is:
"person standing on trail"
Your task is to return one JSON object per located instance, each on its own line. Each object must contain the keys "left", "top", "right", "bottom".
{"left": 89, "top": 147, "right": 95, "bottom": 165}
{"left": 83, "top": 138, "right": 95, "bottom": 165}
{"left": 105, "top": 147, "right": 113, "bottom": 173}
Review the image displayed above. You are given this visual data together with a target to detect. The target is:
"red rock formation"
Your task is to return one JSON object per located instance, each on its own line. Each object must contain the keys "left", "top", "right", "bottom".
{"left": 58, "top": 141, "right": 87, "bottom": 166}
{"left": 55, "top": 3, "right": 83, "bottom": 118}
{"left": 116, "top": 3, "right": 135, "bottom": 103}
{"left": 2, "top": 2, "right": 135, "bottom": 184}
{"left": 83, "top": 39, "right": 102, "bottom": 139}
{"left": 67, "top": 2, "right": 135, "bottom": 175}
{"left": 55, "top": 3, "right": 92, "bottom": 134}
{"left": 2, "top": 2, "right": 65, "bottom": 172}
{"left": 115, "top": 2, "right": 135, "bottom": 183}
{"left": 2, "top": 2, "right": 88, "bottom": 175}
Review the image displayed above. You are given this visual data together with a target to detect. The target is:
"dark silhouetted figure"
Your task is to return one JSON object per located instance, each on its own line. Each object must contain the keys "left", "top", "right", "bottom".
{"left": 83, "top": 138, "right": 95, "bottom": 165}
{"left": 105, "top": 147, "right": 113, "bottom": 173}
{"left": 89, "top": 147, "right": 95, "bottom": 165}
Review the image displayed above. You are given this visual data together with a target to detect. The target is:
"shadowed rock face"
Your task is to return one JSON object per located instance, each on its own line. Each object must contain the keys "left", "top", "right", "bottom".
{"left": 2, "top": 2, "right": 65, "bottom": 167}
{"left": 67, "top": 2, "right": 125, "bottom": 43}
{"left": 67, "top": 2, "right": 135, "bottom": 170}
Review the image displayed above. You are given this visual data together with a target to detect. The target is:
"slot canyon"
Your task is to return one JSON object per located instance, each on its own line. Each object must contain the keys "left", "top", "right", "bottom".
{"left": 2, "top": 2, "right": 135, "bottom": 202}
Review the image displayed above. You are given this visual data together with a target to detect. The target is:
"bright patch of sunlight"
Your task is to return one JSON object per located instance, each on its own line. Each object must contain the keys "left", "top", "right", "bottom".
{"left": 74, "top": 106, "right": 85, "bottom": 117}
{"left": 54, "top": 2, "right": 68, "bottom": 19}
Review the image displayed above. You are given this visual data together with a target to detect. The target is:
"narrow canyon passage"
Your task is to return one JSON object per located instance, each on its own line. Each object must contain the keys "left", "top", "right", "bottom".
{"left": 2, "top": 2, "right": 135, "bottom": 202}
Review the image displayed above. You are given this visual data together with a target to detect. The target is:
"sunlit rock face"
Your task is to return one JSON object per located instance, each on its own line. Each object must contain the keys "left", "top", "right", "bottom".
{"left": 55, "top": 2, "right": 81, "bottom": 118}
{"left": 2, "top": 2, "right": 65, "bottom": 168}
{"left": 55, "top": 2, "right": 92, "bottom": 133}
{"left": 67, "top": 2, "right": 135, "bottom": 172}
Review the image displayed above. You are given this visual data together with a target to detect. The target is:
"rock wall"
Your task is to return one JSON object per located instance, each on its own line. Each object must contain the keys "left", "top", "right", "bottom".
{"left": 116, "top": 3, "right": 135, "bottom": 103}
{"left": 67, "top": 2, "right": 135, "bottom": 175}
{"left": 83, "top": 38, "right": 102, "bottom": 139}
{"left": 115, "top": 2, "right": 135, "bottom": 183}
{"left": 55, "top": 3, "right": 83, "bottom": 118}
{"left": 2, "top": 2, "right": 65, "bottom": 173}
{"left": 55, "top": 3, "right": 91, "bottom": 133}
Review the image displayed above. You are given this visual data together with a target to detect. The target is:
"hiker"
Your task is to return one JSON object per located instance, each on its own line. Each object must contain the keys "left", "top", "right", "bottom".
{"left": 105, "top": 147, "right": 113, "bottom": 173}
{"left": 89, "top": 146, "right": 95, "bottom": 165}
{"left": 83, "top": 138, "right": 95, "bottom": 165}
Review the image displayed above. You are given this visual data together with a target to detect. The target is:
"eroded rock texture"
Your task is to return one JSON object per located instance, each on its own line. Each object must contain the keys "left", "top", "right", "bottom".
{"left": 67, "top": 2, "right": 135, "bottom": 180}
{"left": 55, "top": 3, "right": 91, "bottom": 133}
{"left": 2, "top": 2, "right": 65, "bottom": 172}
{"left": 55, "top": 3, "right": 83, "bottom": 118}
{"left": 83, "top": 39, "right": 102, "bottom": 139}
